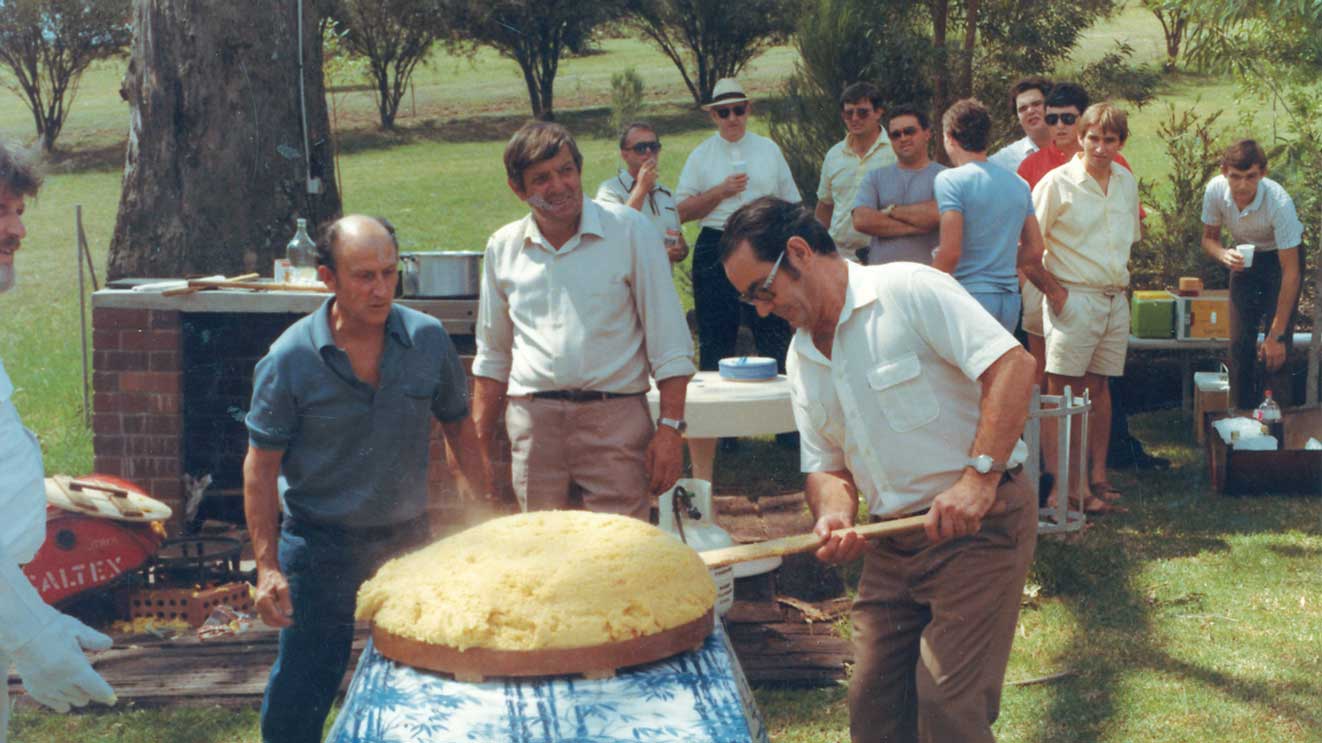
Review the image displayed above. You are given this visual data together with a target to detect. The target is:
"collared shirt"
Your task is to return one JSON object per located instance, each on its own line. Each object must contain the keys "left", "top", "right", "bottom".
{"left": 595, "top": 169, "right": 682, "bottom": 244}
{"left": 853, "top": 161, "right": 945, "bottom": 266}
{"left": 989, "top": 136, "right": 1040, "bottom": 173}
{"left": 0, "top": 357, "right": 47, "bottom": 564}
{"left": 246, "top": 300, "right": 469, "bottom": 528}
{"left": 816, "top": 133, "right": 896, "bottom": 259}
{"left": 472, "top": 197, "right": 696, "bottom": 396}
{"left": 1033, "top": 154, "right": 1141, "bottom": 288}
{"left": 790, "top": 262, "right": 1022, "bottom": 518}
{"left": 676, "top": 131, "right": 801, "bottom": 230}
{"left": 1201, "top": 174, "right": 1303, "bottom": 252}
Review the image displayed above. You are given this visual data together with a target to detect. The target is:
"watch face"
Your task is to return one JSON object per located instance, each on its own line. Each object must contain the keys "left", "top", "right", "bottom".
{"left": 972, "top": 455, "right": 992, "bottom": 474}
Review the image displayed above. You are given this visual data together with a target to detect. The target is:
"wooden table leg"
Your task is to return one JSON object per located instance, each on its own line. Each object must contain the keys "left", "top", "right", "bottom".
{"left": 687, "top": 437, "right": 717, "bottom": 483}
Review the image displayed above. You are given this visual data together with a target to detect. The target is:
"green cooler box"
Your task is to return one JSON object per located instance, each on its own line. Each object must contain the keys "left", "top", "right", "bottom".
{"left": 1131, "top": 290, "right": 1176, "bottom": 338}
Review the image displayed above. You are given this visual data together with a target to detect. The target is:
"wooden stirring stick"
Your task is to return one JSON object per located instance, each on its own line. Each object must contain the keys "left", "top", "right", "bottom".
{"left": 700, "top": 514, "right": 927, "bottom": 569}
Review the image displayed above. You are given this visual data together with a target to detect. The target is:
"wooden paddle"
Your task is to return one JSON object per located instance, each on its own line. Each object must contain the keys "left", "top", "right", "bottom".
{"left": 161, "top": 272, "right": 260, "bottom": 296}
{"left": 700, "top": 514, "right": 928, "bottom": 569}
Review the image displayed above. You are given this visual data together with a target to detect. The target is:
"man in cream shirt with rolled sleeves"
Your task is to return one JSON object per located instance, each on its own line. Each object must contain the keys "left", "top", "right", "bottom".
{"left": 720, "top": 197, "right": 1036, "bottom": 743}
{"left": 1, "top": 141, "right": 116, "bottom": 741}
{"left": 1034, "top": 103, "right": 1141, "bottom": 514}
{"left": 813, "top": 81, "right": 894, "bottom": 263}
{"left": 676, "top": 77, "right": 801, "bottom": 375}
{"left": 472, "top": 122, "right": 695, "bottom": 520}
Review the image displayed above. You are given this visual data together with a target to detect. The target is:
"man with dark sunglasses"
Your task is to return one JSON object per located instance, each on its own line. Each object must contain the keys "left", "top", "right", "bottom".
{"left": 813, "top": 81, "right": 895, "bottom": 263}
{"left": 676, "top": 77, "right": 800, "bottom": 399}
{"left": 596, "top": 121, "right": 686, "bottom": 266}
{"left": 851, "top": 103, "right": 945, "bottom": 266}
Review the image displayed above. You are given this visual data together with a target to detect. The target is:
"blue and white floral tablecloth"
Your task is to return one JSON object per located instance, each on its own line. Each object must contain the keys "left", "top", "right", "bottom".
{"left": 326, "top": 621, "right": 770, "bottom": 742}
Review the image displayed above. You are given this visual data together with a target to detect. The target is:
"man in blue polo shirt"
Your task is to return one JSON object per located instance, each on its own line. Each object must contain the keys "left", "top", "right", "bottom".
{"left": 244, "top": 214, "right": 486, "bottom": 743}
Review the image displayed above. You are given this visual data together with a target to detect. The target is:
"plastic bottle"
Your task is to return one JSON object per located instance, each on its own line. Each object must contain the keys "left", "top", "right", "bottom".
{"left": 285, "top": 218, "right": 317, "bottom": 285}
{"left": 1253, "top": 389, "right": 1284, "bottom": 443}
{"left": 658, "top": 479, "right": 735, "bottom": 617}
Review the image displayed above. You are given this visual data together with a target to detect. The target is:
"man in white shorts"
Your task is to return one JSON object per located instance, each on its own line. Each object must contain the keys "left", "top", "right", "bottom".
{"left": 1033, "top": 103, "right": 1140, "bottom": 515}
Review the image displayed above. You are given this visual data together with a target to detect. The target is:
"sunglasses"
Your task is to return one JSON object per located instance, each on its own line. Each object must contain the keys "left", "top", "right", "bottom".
{"left": 843, "top": 107, "right": 874, "bottom": 119}
{"left": 627, "top": 141, "right": 662, "bottom": 155}
{"left": 739, "top": 251, "right": 785, "bottom": 305}
{"left": 1045, "top": 112, "right": 1078, "bottom": 126}
{"left": 888, "top": 125, "right": 920, "bottom": 139}
{"left": 714, "top": 104, "right": 748, "bottom": 119}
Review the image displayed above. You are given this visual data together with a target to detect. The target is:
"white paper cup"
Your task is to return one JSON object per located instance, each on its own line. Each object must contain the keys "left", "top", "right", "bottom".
{"left": 731, "top": 160, "right": 747, "bottom": 174}
{"left": 1236, "top": 243, "right": 1255, "bottom": 267}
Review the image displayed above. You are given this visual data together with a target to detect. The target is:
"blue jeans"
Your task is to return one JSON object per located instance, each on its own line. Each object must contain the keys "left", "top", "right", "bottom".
{"left": 969, "top": 291, "right": 1021, "bottom": 334}
{"left": 259, "top": 517, "right": 429, "bottom": 743}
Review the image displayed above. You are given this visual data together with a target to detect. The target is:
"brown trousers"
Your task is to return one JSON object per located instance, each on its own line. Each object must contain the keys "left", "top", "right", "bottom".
{"left": 849, "top": 472, "right": 1037, "bottom": 743}
{"left": 506, "top": 394, "right": 653, "bottom": 520}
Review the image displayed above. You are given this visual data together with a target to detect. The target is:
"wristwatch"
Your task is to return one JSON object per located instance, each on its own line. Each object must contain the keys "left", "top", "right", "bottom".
{"left": 882, "top": 204, "right": 896, "bottom": 217}
{"left": 966, "top": 454, "right": 1009, "bottom": 474}
{"left": 1273, "top": 333, "right": 1288, "bottom": 342}
{"left": 658, "top": 417, "right": 688, "bottom": 434}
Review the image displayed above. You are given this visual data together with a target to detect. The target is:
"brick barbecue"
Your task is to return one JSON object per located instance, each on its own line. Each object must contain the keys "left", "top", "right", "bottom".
{"left": 90, "top": 289, "right": 480, "bottom": 525}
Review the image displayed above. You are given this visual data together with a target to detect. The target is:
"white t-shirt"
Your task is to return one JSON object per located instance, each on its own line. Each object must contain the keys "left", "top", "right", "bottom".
{"left": 676, "top": 132, "right": 801, "bottom": 230}
{"left": 1200, "top": 174, "right": 1303, "bottom": 252}
{"left": 789, "top": 262, "right": 1022, "bottom": 518}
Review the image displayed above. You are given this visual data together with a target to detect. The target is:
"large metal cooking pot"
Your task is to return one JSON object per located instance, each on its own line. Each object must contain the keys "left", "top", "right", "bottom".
{"left": 400, "top": 251, "right": 483, "bottom": 298}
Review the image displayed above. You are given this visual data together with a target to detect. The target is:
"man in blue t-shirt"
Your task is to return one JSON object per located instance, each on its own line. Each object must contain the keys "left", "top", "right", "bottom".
{"left": 933, "top": 99, "right": 1064, "bottom": 331}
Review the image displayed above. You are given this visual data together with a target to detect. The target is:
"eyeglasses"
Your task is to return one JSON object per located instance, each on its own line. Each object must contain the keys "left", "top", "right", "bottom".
{"left": 888, "top": 125, "right": 920, "bottom": 140}
{"left": 627, "top": 141, "right": 662, "bottom": 154}
{"left": 1044, "top": 113, "right": 1078, "bottom": 126}
{"left": 714, "top": 104, "right": 748, "bottom": 119}
{"left": 842, "top": 107, "right": 874, "bottom": 119}
{"left": 739, "top": 251, "right": 785, "bottom": 305}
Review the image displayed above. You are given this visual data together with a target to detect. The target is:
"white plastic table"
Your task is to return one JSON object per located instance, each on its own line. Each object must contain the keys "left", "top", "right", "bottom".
{"left": 648, "top": 372, "right": 797, "bottom": 483}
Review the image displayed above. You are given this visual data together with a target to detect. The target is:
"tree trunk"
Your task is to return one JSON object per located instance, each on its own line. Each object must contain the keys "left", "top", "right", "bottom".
{"left": 109, "top": 0, "right": 341, "bottom": 280}
{"left": 960, "top": 0, "right": 978, "bottom": 100}
{"left": 930, "top": 0, "right": 950, "bottom": 164}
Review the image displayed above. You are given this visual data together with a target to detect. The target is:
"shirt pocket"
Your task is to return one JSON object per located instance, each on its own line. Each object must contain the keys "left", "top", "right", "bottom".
{"left": 866, "top": 353, "right": 939, "bottom": 432}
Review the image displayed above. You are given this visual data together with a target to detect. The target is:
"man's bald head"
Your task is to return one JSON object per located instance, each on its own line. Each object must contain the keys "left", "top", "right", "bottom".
{"left": 315, "top": 214, "right": 399, "bottom": 273}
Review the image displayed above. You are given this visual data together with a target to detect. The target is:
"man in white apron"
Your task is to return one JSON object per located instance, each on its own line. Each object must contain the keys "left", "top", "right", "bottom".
{"left": 0, "top": 141, "right": 115, "bottom": 740}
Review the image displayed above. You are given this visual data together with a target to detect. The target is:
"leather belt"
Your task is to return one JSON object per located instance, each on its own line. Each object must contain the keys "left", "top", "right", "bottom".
{"left": 527, "top": 390, "right": 646, "bottom": 403}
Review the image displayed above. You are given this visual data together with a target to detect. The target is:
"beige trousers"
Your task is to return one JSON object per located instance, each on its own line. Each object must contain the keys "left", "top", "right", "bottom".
{"left": 848, "top": 472, "right": 1037, "bottom": 743}
{"left": 506, "top": 395, "right": 653, "bottom": 520}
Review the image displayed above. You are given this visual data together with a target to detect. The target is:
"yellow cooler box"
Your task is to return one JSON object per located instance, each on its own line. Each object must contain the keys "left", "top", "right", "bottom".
{"left": 1130, "top": 290, "right": 1176, "bottom": 338}
{"left": 1177, "top": 290, "right": 1230, "bottom": 340}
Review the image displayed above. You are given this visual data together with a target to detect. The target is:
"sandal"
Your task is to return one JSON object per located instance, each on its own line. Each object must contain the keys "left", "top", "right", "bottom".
{"left": 1071, "top": 493, "right": 1128, "bottom": 515}
{"left": 1090, "top": 481, "right": 1124, "bottom": 504}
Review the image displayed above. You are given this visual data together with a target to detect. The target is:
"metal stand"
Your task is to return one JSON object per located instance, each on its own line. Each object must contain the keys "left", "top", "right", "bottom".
{"left": 1026, "top": 385, "right": 1092, "bottom": 534}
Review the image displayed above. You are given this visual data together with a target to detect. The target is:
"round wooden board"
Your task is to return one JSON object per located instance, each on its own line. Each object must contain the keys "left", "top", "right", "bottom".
{"left": 372, "top": 609, "right": 715, "bottom": 681}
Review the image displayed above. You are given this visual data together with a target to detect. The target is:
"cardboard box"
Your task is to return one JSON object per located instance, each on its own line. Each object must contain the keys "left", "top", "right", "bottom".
{"left": 1177, "top": 290, "right": 1230, "bottom": 340}
{"left": 1206, "top": 407, "right": 1322, "bottom": 495}
{"left": 1131, "top": 290, "right": 1177, "bottom": 338}
{"left": 1193, "top": 371, "right": 1230, "bottom": 444}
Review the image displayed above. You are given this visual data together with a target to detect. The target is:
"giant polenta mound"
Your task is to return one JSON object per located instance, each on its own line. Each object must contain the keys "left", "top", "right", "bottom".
{"left": 357, "top": 510, "right": 717, "bottom": 654}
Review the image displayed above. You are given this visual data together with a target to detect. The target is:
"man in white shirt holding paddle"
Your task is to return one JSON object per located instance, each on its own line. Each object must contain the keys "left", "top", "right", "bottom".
{"left": 720, "top": 196, "right": 1037, "bottom": 743}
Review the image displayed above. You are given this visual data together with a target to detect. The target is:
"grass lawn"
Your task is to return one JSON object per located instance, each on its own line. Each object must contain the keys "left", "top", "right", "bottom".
{"left": 4, "top": 5, "right": 1322, "bottom": 742}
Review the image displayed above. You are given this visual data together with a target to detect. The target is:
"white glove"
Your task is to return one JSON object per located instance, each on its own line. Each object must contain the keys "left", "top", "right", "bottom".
{"left": 11, "top": 614, "right": 116, "bottom": 713}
